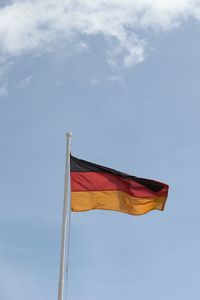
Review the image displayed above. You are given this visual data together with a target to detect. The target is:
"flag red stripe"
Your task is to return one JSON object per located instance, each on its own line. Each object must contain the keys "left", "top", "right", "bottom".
{"left": 71, "top": 172, "right": 168, "bottom": 198}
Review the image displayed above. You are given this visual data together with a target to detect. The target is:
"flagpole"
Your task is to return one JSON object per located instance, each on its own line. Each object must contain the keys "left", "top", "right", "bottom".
{"left": 58, "top": 132, "right": 72, "bottom": 300}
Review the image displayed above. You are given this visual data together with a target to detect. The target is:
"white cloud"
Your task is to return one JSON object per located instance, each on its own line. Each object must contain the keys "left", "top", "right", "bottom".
{"left": 0, "top": 0, "right": 200, "bottom": 66}
{"left": 16, "top": 75, "right": 32, "bottom": 89}
{"left": 108, "top": 74, "right": 126, "bottom": 88}
{"left": 0, "top": 61, "right": 11, "bottom": 97}
{"left": 108, "top": 75, "right": 124, "bottom": 82}
{"left": 89, "top": 77, "right": 100, "bottom": 86}
{"left": 0, "top": 82, "right": 7, "bottom": 96}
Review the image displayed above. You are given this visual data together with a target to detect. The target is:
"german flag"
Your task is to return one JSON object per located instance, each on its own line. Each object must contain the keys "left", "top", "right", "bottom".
{"left": 70, "top": 155, "right": 169, "bottom": 216}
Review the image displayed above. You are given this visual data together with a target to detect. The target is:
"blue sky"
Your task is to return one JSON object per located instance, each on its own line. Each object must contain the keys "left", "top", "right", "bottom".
{"left": 0, "top": 1, "right": 200, "bottom": 300}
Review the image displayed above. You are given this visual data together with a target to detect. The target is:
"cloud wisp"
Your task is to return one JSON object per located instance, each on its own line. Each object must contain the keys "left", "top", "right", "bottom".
{"left": 0, "top": 0, "right": 200, "bottom": 67}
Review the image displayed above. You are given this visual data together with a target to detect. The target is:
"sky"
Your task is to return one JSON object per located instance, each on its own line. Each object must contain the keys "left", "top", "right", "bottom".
{"left": 0, "top": 1, "right": 200, "bottom": 300}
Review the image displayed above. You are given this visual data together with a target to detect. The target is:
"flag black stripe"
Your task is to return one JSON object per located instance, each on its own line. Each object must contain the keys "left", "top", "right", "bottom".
{"left": 70, "top": 155, "right": 167, "bottom": 193}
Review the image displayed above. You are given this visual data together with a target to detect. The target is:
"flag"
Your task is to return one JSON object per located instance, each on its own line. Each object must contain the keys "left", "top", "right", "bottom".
{"left": 70, "top": 155, "right": 169, "bottom": 216}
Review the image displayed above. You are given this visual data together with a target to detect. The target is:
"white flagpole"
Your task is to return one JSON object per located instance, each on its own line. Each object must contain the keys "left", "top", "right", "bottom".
{"left": 58, "top": 132, "right": 72, "bottom": 300}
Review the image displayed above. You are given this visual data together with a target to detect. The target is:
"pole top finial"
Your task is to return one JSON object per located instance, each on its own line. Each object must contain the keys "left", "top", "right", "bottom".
{"left": 66, "top": 132, "right": 72, "bottom": 138}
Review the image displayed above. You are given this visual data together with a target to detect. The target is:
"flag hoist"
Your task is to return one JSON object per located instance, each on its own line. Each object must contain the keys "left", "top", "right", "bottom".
{"left": 58, "top": 132, "right": 169, "bottom": 300}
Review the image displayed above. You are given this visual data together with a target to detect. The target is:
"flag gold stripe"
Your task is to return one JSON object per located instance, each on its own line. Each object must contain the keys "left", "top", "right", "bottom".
{"left": 71, "top": 190, "right": 167, "bottom": 216}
